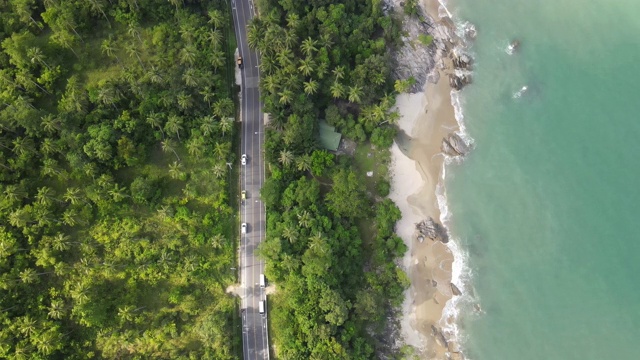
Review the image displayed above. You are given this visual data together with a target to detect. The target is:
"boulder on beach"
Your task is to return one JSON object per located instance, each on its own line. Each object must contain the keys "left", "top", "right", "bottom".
{"left": 431, "top": 325, "right": 449, "bottom": 348}
{"left": 441, "top": 133, "right": 469, "bottom": 157}
{"left": 452, "top": 53, "right": 473, "bottom": 70}
{"left": 416, "top": 217, "right": 449, "bottom": 243}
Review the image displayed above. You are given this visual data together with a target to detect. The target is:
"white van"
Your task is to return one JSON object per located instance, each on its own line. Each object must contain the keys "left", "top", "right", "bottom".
{"left": 258, "top": 300, "right": 265, "bottom": 315}
{"left": 259, "top": 273, "right": 266, "bottom": 288}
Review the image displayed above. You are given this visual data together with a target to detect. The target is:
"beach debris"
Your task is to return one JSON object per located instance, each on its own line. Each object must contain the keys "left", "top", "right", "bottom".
{"left": 416, "top": 217, "right": 448, "bottom": 242}
{"left": 450, "top": 283, "right": 462, "bottom": 296}
{"left": 417, "top": 235, "right": 425, "bottom": 243}
{"left": 441, "top": 133, "right": 469, "bottom": 157}
{"left": 366, "top": 171, "right": 373, "bottom": 177}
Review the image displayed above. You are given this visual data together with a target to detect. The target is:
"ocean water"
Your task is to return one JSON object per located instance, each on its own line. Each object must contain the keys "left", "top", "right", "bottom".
{"left": 443, "top": 0, "right": 640, "bottom": 359}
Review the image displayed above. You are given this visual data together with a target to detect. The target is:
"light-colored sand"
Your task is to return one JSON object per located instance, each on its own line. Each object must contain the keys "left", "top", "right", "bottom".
{"left": 390, "top": 1, "right": 462, "bottom": 357}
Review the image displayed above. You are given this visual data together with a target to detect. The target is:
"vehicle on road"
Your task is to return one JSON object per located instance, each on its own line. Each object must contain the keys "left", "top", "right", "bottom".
{"left": 260, "top": 273, "right": 266, "bottom": 288}
{"left": 241, "top": 223, "right": 247, "bottom": 234}
{"left": 241, "top": 190, "right": 246, "bottom": 200}
{"left": 237, "top": 55, "right": 243, "bottom": 68}
{"left": 259, "top": 300, "right": 265, "bottom": 315}
{"left": 241, "top": 154, "right": 247, "bottom": 165}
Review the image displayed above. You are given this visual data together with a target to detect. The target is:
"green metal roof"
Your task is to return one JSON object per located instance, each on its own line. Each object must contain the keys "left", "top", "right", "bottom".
{"left": 318, "top": 120, "right": 342, "bottom": 151}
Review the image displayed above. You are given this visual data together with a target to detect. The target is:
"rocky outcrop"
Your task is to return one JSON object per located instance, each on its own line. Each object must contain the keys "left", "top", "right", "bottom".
{"left": 449, "top": 74, "right": 472, "bottom": 90}
{"left": 441, "top": 133, "right": 469, "bottom": 157}
{"left": 416, "top": 217, "right": 449, "bottom": 243}
{"left": 452, "top": 54, "right": 473, "bottom": 70}
{"left": 431, "top": 325, "right": 449, "bottom": 348}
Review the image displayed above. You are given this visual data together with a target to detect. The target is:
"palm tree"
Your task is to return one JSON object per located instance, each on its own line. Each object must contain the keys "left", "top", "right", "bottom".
{"left": 62, "top": 208, "right": 79, "bottom": 226}
{"left": 279, "top": 150, "right": 293, "bottom": 167}
{"left": 4, "top": 185, "right": 24, "bottom": 203}
{"left": 63, "top": 187, "right": 82, "bottom": 205}
{"left": 207, "top": 9, "right": 224, "bottom": 29}
{"left": 27, "top": 47, "right": 51, "bottom": 70}
{"left": 47, "top": 299, "right": 65, "bottom": 320}
{"left": 164, "top": 115, "right": 184, "bottom": 140}
{"left": 97, "top": 86, "right": 120, "bottom": 109}
{"left": 286, "top": 13, "right": 300, "bottom": 29}
{"left": 332, "top": 66, "right": 345, "bottom": 81}
{"left": 296, "top": 154, "right": 312, "bottom": 172}
{"left": 316, "top": 61, "right": 329, "bottom": 79}
{"left": 52, "top": 233, "right": 71, "bottom": 251}
{"left": 146, "top": 112, "right": 165, "bottom": 138}
{"left": 262, "top": 75, "right": 278, "bottom": 94}
{"left": 176, "top": 93, "right": 193, "bottom": 110}
{"left": 180, "top": 45, "right": 197, "bottom": 66}
{"left": 36, "top": 186, "right": 55, "bottom": 206}
{"left": 161, "top": 139, "right": 180, "bottom": 162}
{"left": 211, "top": 163, "right": 226, "bottom": 178}
{"left": 330, "top": 82, "right": 345, "bottom": 99}
{"left": 146, "top": 66, "right": 164, "bottom": 84}
{"left": 168, "top": 161, "right": 184, "bottom": 180}
{"left": 207, "top": 29, "right": 222, "bottom": 49}
{"left": 17, "top": 316, "right": 37, "bottom": 336}
{"left": 182, "top": 68, "right": 199, "bottom": 87}
{"left": 298, "top": 58, "right": 315, "bottom": 76}
{"left": 213, "top": 142, "right": 229, "bottom": 159}
{"left": 42, "top": 158, "right": 62, "bottom": 178}
{"left": 303, "top": 80, "right": 318, "bottom": 95}
{"left": 278, "top": 89, "right": 293, "bottom": 105}
{"left": 220, "top": 117, "right": 234, "bottom": 136}
{"left": 211, "top": 233, "right": 224, "bottom": 249}
{"left": 210, "top": 50, "right": 225, "bottom": 71}
{"left": 101, "top": 37, "right": 119, "bottom": 62}
{"left": 213, "top": 98, "right": 234, "bottom": 119}
{"left": 109, "top": 184, "right": 127, "bottom": 202}
{"left": 125, "top": 42, "right": 144, "bottom": 68}
{"left": 284, "top": 31, "right": 298, "bottom": 49}
{"left": 88, "top": 0, "right": 111, "bottom": 27}
{"left": 19, "top": 268, "right": 38, "bottom": 284}
{"left": 200, "top": 116, "right": 216, "bottom": 136}
{"left": 301, "top": 37, "right": 318, "bottom": 57}
{"left": 186, "top": 137, "right": 205, "bottom": 157}
{"left": 41, "top": 114, "right": 59, "bottom": 134}
{"left": 297, "top": 210, "right": 312, "bottom": 228}
{"left": 348, "top": 85, "right": 363, "bottom": 103}
{"left": 282, "top": 226, "right": 298, "bottom": 243}
{"left": 247, "top": 23, "right": 263, "bottom": 49}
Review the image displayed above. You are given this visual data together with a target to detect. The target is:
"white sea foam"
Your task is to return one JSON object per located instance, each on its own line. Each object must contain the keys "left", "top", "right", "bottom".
{"left": 513, "top": 85, "right": 528, "bottom": 98}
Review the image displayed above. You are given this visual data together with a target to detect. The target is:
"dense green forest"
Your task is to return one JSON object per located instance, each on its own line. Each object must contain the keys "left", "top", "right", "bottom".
{"left": 252, "top": 0, "right": 410, "bottom": 358}
{"left": 0, "top": 0, "right": 240, "bottom": 358}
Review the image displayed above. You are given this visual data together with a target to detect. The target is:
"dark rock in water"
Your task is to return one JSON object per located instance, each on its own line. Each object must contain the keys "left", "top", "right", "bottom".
{"left": 441, "top": 133, "right": 469, "bottom": 158}
{"left": 451, "top": 283, "right": 462, "bottom": 296}
{"left": 507, "top": 39, "right": 520, "bottom": 54}
{"left": 449, "top": 74, "right": 472, "bottom": 90}
{"left": 452, "top": 54, "right": 473, "bottom": 70}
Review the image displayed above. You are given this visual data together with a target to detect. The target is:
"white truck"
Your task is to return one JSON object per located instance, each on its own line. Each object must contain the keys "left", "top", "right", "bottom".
{"left": 258, "top": 300, "right": 265, "bottom": 315}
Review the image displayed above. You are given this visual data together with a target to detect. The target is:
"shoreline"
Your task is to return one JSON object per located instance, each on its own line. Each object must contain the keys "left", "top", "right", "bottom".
{"left": 390, "top": 0, "right": 466, "bottom": 357}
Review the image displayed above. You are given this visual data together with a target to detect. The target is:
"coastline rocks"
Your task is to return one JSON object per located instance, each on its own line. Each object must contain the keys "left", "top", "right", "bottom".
{"left": 431, "top": 325, "right": 449, "bottom": 348}
{"left": 452, "top": 54, "right": 473, "bottom": 70}
{"left": 508, "top": 39, "right": 521, "bottom": 54}
{"left": 441, "top": 133, "right": 469, "bottom": 157}
{"left": 449, "top": 74, "right": 472, "bottom": 90}
{"left": 416, "top": 217, "right": 448, "bottom": 243}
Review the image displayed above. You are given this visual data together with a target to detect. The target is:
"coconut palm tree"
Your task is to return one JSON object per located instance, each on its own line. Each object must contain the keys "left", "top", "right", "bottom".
{"left": 36, "top": 186, "right": 55, "bottom": 206}
{"left": 183, "top": 68, "right": 199, "bottom": 87}
{"left": 332, "top": 66, "right": 345, "bottom": 81}
{"left": 278, "top": 89, "right": 293, "bottom": 105}
{"left": 297, "top": 210, "right": 312, "bottom": 228}
{"left": 47, "top": 299, "right": 65, "bottom": 320}
{"left": 211, "top": 233, "right": 224, "bottom": 249}
{"left": 176, "top": 93, "right": 193, "bottom": 111}
{"left": 146, "top": 112, "right": 165, "bottom": 138}
{"left": 146, "top": 66, "right": 164, "bottom": 84}
{"left": 164, "top": 115, "right": 184, "bottom": 141}
{"left": 207, "top": 29, "right": 222, "bottom": 49}
{"left": 348, "top": 85, "right": 363, "bottom": 103}
{"left": 180, "top": 45, "right": 197, "bottom": 65}
{"left": 41, "top": 114, "right": 59, "bottom": 134}
{"left": 27, "top": 47, "right": 51, "bottom": 70}
{"left": 207, "top": 9, "right": 224, "bottom": 29}
{"left": 168, "top": 161, "right": 184, "bottom": 180}
{"left": 298, "top": 58, "right": 315, "bottom": 76}
{"left": 220, "top": 117, "right": 234, "bottom": 136}
{"left": 330, "top": 82, "right": 345, "bottom": 99}
{"left": 296, "top": 154, "right": 312, "bottom": 172}
{"left": 279, "top": 150, "right": 293, "bottom": 167}
{"left": 161, "top": 139, "right": 180, "bottom": 162}
{"left": 63, "top": 187, "right": 82, "bottom": 205}
{"left": 211, "top": 163, "right": 226, "bottom": 178}
{"left": 200, "top": 116, "right": 216, "bottom": 136}
{"left": 303, "top": 80, "right": 318, "bottom": 95}
{"left": 186, "top": 137, "right": 205, "bottom": 157}
{"left": 282, "top": 226, "right": 298, "bottom": 243}
{"left": 301, "top": 37, "right": 318, "bottom": 57}
{"left": 213, "top": 98, "right": 234, "bottom": 118}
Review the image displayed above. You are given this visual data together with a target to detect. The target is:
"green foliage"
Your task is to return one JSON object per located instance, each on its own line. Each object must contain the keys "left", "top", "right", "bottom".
{"left": 0, "top": 1, "right": 239, "bottom": 358}
{"left": 326, "top": 169, "right": 369, "bottom": 219}
{"left": 404, "top": 0, "right": 420, "bottom": 17}
{"left": 418, "top": 34, "right": 434, "bottom": 46}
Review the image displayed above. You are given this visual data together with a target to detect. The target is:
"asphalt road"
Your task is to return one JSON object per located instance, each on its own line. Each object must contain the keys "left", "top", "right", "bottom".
{"left": 231, "top": 0, "right": 269, "bottom": 359}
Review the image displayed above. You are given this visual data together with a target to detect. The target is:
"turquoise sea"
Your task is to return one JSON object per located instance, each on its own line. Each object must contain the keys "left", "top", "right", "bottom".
{"left": 444, "top": 0, "right": 640, "bottom": 359}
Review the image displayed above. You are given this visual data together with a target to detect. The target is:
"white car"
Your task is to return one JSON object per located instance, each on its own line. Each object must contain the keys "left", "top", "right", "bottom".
{"left": 241, "top": 154, "right": 247, "bottom": 165}
{"left": 241, "top": 223, "right": 247, "bottom": 234}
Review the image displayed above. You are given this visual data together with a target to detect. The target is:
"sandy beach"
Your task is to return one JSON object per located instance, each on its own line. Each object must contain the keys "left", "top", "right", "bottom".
{"left": 389, "top": 0, "right": 464, "bottom": 357}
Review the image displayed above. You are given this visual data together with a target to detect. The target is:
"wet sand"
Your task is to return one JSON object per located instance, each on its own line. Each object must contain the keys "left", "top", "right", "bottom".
{"left": 389, "top": 1, "right": 462, "bottom": 357}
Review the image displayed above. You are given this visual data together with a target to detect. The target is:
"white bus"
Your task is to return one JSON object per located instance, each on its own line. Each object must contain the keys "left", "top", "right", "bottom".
{"left": 258, "top": 300, "right": 265, "bottom": 315}
{"left": 259, "top": 273, "right": 266, "bottom": 288}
